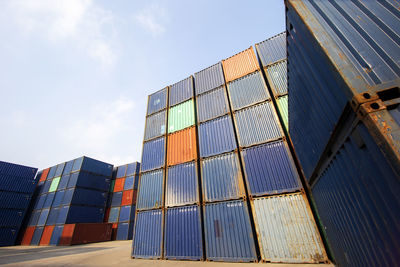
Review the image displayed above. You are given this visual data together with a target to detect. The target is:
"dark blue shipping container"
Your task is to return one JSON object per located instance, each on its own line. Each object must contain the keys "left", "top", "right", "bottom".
{"left": 108, "top": 207, "right": 120, "bottom": 223}
{"left": 52, "top": 190, "right": 65, "bottom": 207}
{"left": 28, "top": 210, "right": 41, "bottom": 226}
{"left": 0, "top": 228, "right": 18, "bottom": 247}
{"left": 58, "top": 174, "right": 70, "bottom": 190}
{"left": 194, "top": 62, "right": 225, "bottom": 95}
{"left": 166, "top": 162, "right": 198, "bottom": 207}
{"left": 312, "top": 122, "right": 400, "bottom": 267}
{"left": 255, "top": 32, "right": 286, "bottom": 68}
{"left": 62, "top": 160, "right": 74, "bottom": 175}
{"left": 0, "top": 161, "right": 37, "bottom": 180}
{"left": 147, "top": 87, "right": 168, "bottom": 116}
{"left": 72, "top": 156, "right": 113, "bottom": 177}
{"left": 204, "top": 200, "right": 257, "bottom": 262}
{"left": 47, "top": 166, "right": 57, "bottom": 180}
{"left": 201, "top": 152, "right": 246, "bottom": 202}
{"left": 0, "top": 161, "right": 37, "bottom": 193}
{"left": 37, "top": 208, "right": 50, "bottom": 226}
{"left": 46, "top": 207, "right": 60, "bottom": 225}
{"left": 119, "top": 205, "right": 135, "bottom": 222}
{"left": 164, "top": 205, "right": 202, "bottom": 260}
{"left": 67, "top": 171, "right": 110, "bottom": 192}
{"left": 124, "top": 176, "right": 134, "bottom": 190}
{"left": 62, "top": 188, "right": 107, "bottom": 207}
{"left": 111, "top": 192, "right": 123, "bottom": 207}
{"left": 116, "top": 165, "right": 127, "bottom": 178}
{"left": 49, "top": 225, "right": 64, "bottom": 245}
{"left": 126, "top": 162, "right": 140, "bottom": 176}
{"left": 132, "top": 209, "right": 163, "bottom": 259}
{"left": 56, "top": 205, "right": 105, "bottom": 225}
{"left": 30, "top": 227, "right": 44, "bottom": 245}
{"left": 198, "top": 115, "right": 237, "bottom": 158}
{"left": 54, "top": 163, "right": 65, "bottom": 177}
{"left": 0, "top": 191, "right": 30, "bottom": 209}
{"left": 241, "top": 140, "right": 302, "bottom": 197}
{"left": 136, "top": 169, "right": 164, "bottom": 211}
{"left": 140, "top": 137, "right": 165, "bottom": 172}
{"left": 196, "top": 86, "right": 230, "bottom": 123}
{"left": 170, "top": 76, "right": 193, "bottom": 106}
{"left": 116, "top": 221, "right": 134, "bottom": 240}
{"left": 42, "top": 180, "right": 52, "bottom": 193}
{"left": 43, "top": 192, "right": 55, "bottom": 208}
{"left": 0, "top": 209, "right": 24, "bottom": 227}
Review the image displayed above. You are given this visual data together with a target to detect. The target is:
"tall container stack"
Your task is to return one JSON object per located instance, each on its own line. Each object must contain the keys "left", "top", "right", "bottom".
{"left": 286, "top": 0, "right": 400, "bottom": 266}
{"left": 105, "top": 162, "right": 140, "bottom": 240}
{"left": 195, "top": 62, "right": 257, "bottom": 262}
{"left": 21, "top": 156, "right": 113, "bottom": 246}
{"left": 0, "top": 161, "right": 37, "bottom": 246}
{"left": 255, "top": 32, "right": 289, "bottom": 131}
{"left": 222, "top": 47, "right": 327, "bottom": 263}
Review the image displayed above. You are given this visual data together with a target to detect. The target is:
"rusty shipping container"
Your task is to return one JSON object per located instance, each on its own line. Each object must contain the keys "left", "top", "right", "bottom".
{"left": 58, "top": 223, "right": 112, "bottom": 245}
{"left": 167, "top": 126, "right": 197, "bottom": 166}
{"left": 222, "top": 47, "right": 260, "bottom": 83}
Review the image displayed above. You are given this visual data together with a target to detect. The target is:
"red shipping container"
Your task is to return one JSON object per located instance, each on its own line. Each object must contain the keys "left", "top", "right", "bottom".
{"left": 39, "top": 226, "right": 54, "bottom": 246}
{"left": 132, "top": 189, "right": 137, "bottom": 205}
{"left": 59, "top": 223, "right": 112, "bottom": 246}
{"left": 121, "top": 190, "right": 133, "bottom": 206}
{"left": 113, "top": 178, "right": 125, "bottom": 192}
{"left": 104, "top": 207, "right": 111, "bottom": 222}
{"left": 21, "top": 226, "right": 35, "bottom": 245}
{"left": 40, "top": 168, "right": 50, "bottom": 182}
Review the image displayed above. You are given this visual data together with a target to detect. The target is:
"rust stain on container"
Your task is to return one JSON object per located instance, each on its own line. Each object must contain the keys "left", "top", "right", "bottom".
{"left": 39, "top": 226, "right": 55, "bottom": 246}
{"left": 222, "top": 47, "right": 260, "bottom": 83}
{"left": 167, "top": 126, "right": 197, "bottom": 166}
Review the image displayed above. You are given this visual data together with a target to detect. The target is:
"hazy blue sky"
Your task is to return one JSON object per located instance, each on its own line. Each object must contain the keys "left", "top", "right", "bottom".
{"left": 0, "top": 0, "right": 285, "bottom": 170}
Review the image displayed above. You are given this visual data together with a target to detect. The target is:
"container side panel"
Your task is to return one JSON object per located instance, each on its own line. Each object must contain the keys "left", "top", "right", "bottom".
{"left": 144, "top": 111, "right": 166, "bottom": 141}
{"left": 168, "top": 100, "right": 195, "bottom": 133}
{"left": 169, "top": 76, "right": 193, "bottom": 106}
{"left": 141, "top": 137, "right": 165, "bottom": 172}
{"left": 136, "top": 169, "right": 164, "bottom": 210}
{"left": 256, "top": 32, "right": 286, "bottom": 67}
{"left": 167, "top": 126, "right": 197, "bottom": 166}
{"left": 166, "top": 162, "right": 198, "bottom": 207}
{"left": 196, "top": 86, "right": 229, "bottom": 123}
{"left": 194, "top": 63, "right": 225, "bottom": 95}
{"left": 147, "top": 88, "right": 167, "bottom": 116}
{"left": 222, "top": 47, "right": 260, "bottom": 83}
{"left": 265, "top": 60, "right": 288, "bottom": 96}
{"left": 276, "top": 95, "right": 289, "bottom": 131}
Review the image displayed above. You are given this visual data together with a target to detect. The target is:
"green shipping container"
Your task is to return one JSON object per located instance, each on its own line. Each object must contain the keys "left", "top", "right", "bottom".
{"left": 49, "top": 177, "right": 60, "bottom": 192}
{"left": 277, "top": 95, "right": 288, "bottom": 132}
{"left": 110, "top": 180, "right": 115, "bottom": 192}
{"left": 168, "top": 99, "right": 195, "bottom": 133}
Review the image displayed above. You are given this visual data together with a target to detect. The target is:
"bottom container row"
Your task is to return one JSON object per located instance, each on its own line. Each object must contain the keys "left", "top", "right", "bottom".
{"left": 132, "top": 192, "right": 328, "bottom": 263}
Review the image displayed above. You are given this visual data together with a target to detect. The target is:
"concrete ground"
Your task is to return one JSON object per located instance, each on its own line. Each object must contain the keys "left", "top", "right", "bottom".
{"left": 0, "top": 241, "right": 334, "bottom": 267}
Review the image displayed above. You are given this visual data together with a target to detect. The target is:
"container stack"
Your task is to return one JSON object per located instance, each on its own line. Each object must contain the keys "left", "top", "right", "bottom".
{"left": 105, "top": 162, "right": 140, "bottom": 240}
{"left": 0, "top": 161, "right": 37, "bottom": 246}
{"left": 255, "top": 32, "right": 289, "bottom": 131}
{"left": 20, "top": 156, "right": 113, "bottom": 246}
{"left": 286, "top": 1, "right": 400, "bottom": 266}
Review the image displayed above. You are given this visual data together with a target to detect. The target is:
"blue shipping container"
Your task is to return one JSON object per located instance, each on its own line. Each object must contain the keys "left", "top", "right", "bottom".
{"left": 0, "top": 191, "right": 30, "bottom": 209}
{"left": 30, "top": 227, "right": 44, "bottom": 245}
{"left": 62, "top": 188, "right": 107, "bottom": 207}
{"left": 49, "top": 225, "right": 64, "bottom": 245}
{"left": 0, "top": 228, "right": 18, "bottom": 247}
{"left": 62, "top": 160, "right": 74, "bottom": 175}
{"left": 255, "top": 31, "right": 286, "bottom": 67}
{"left": 196, "top": 86, "right": 230, "bottom": 123}
{"left": 147, "top": 88, "right": 167, "bottom": 116}
{"left": 194, "top": 62, "right": 225, "bottom": 95}
{"left": 43, "top": 192, "right": 55, "bottom": 208}
{"left": 37, "top": 208, "right": 50, "bottom": 226}
{"left": 264, "top": 59, "right": 287, "bottom": 97}
{"left": 141, "top": 137, "right": 165, "bottom": 172}
{"left": 116, "top": 165, "right": 127, "bottom": 178}
{"left": 58, "top": 174, "right": 70, "bottom": 190}
{"left": 119, "top": 205, "right": 135, "bottom": 222}
{"left": 46, "top": 207, "right": 60, "bottom": 226}
{"left": 164, "top": 205, "right": 202, "bottom": 260}
{"left": 124, "top": 175, "right": 134, "bottom": 190}
{"left": 132, "top": 209, "right": 163, "bottom": 259}
{"left": 117, "top": 221, "right": 134, "bottom": 240}
{"left": 166, "top": 162, "right": 198, "bottom": 207}
{"left": 108, "top": 207, "right": 120, "bottom": 223}
{"left": 136, "top": 169, "right": 163, "bottom": 210}
{"left": 126, "top": 162, "right": 140, "bottom": 176}
{"left": 144, "top": 110, "right": 166, "bottom": 141}
{"left": 56, "top": 205, "right": 104, "bottom": 225}
{"left": 67, "top": 171, "right": 110, "bottom": 192}
{"left": 169, "top": 76, "right": 193, "bottom": 106}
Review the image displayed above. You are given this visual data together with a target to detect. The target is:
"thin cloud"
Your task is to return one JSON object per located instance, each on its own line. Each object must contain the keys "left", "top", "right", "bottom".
{"left": 135, "top": 3, "right": 169, "bottom": 37}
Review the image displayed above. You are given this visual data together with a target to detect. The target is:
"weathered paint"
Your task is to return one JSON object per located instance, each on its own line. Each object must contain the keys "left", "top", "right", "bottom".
{"left": 168, "top": 99, "right": 195, "bottom": 133}
{"left": 198, "top": 115, "right": 237, "bottom": 158}
{"left": 140, "top": 137, "right": 165, "bottom": 172}
{"left": 196, "top": 86, "right": 230, "bottom": 123}
{"left": 276, "top": 95, "right": 288, "bottom": 131}
{"left": 147, "top": 88, "right": 167, "bottom": 116}
{"left": 167, "top": 126, "right": 197, "bottom": 166}
{"left": 252, "top": 193, "right": 327, "bottom": 263}
{"left": 233, "top": 101, "right": 282, "bottom": 147}
{"left": 222, "top": 47, "right": 260, "bottom": 83}
{"left": 194, "top": 63, "right": 225, "bottom": 95}
{"left": 169, "top": 76, "right": 193, "bottom": 106}
{"left": 241, "top": 140, "right": 301, "bottom": 197}
{"left": 227, "top": 71, "right": 270, "bottom": 110}
{"left": 265, "top": 60, "right": 287, "bottom": 96}
{"left": 132, "top": 209, "right": 163, "bottom": 259}
{"left": 136, "top": 169, "right": 163, "bottom": 211}
{"left": 255, "top": 32, "right": 286, "bottom": 67}
{"left": 201, "top": 152, "right": 245, "bottom": 202}
{"left": 164, "top": 205, "right": 202, "bottom": 260}
{"left": 204, "top": 200, "right": 257, "bottom": 262}
{"left": 166, "top": 162, "right": 198, "bottom": 207}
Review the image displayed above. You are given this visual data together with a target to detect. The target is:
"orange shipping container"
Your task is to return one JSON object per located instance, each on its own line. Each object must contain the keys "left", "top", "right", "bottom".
{"left": 167, "top": 126, "right": 197, "bottom": 166}
{"left": 222, "top": 47, "right": 259, "bottom": 83}
{"left": 39, "top": 226, "right": 54, "bottom": 246}
{"left": 21, "top": 226, "right": 35, "bottom": 245}
{"left": 113, "top": 178, "right": 125, "bottom": 192}
{"left": 40, "top": 168, "right": 50, "bottom": 182}
{"left": 121, "top": 190, "right": 133, "bottom": 206}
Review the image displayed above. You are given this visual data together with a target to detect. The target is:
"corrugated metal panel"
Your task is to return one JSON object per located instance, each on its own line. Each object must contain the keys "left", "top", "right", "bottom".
{"left": 276, "top": 95, "right": 288, "bottom": 131}
{"left": 166, "top": 162, "right": 198, "bottom": 207}
{"left": 136, "top": 169, "right": 164, "bottom": 210}
{"left": 117, "top": 221, "right": 134, "bottom": 240}
{"left": 49, "top": 177, "right": 60, "bottom": 192}
{"left": 312, "top": 122, "right": 400, "bottom": 267}
{"left": 194, "top": 63, "right": 225, "bottom": 95}
{"left": 62, "top": 160, "right": 74, "bottom": 175}
{"left": 234, "top": 101, "right": 282, "bottom": 147}
{"left": 204, "top": 200, "right": 257, "bottom": 262}
{"left": 241, "top": 140, "right": 301, "bottom": 197}
{"left": 169, "top": 76, "right": 193, "bottom": 106}
{"left": 199, "top": 115, "right": 237, "bottom": 158}
{"left": 228, "top": 71, "right": 270, "bottom": 110}
{"left": 126, "top": 162, "right": 140, "bottom": 176}
{"left": 196, "top": 86, "right": 230, "bottom": 123}
{"left": 164, "top": 205, "right": 202, "bottom": 260}
{"left": 30, "top": 227, "right": 44, "bottom": 245}
{"left": 167, "top": 126, "right": 197, "bottom": 166}
{"left": 168, "top": 100, "right": 195, "bottom": 133}
{"left": 132, "top": 209, "right": 163, "bottom": 259}
{"left": 144, "top": 110, "right": 166, "bottom": 141}
{"left": 286, "top": 0, "right": 400, "bottom": 178}
{"left": 201, "top": 152, "right": 245, "bottom": 202}
{"left": 265, "top": 60, "right": 287, "bottom": 96}
{"left": 222, "top": 47, "right": 260, "bottom": 83}
{"left": 116, "top": 165, "right": 127, "bottom": 178}
{"left": 108, "top": 207, "right": 120, "bottom": 223}
{"left": 252, "top": 193, "right": 327, "bottom": 263}
{"left": 255, "top": 32, "right": 286, "bottom": 67}
{"left": 141, "top": 137, "right": 165, "bottom": 172}
{"left": 54, "top": 163, "right": 65, "bottom": 177}
{"left": 147, "top": 88, "right": 167, "bottom": 116}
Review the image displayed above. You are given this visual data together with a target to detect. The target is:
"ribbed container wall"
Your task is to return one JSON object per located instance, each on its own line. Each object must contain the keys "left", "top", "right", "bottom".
{"left": 147, "top": 88, "right": 167, "bottom": 116}
{"left": 196, "top": 86, "right": 229, "bottom": 123}
{"left": 141, "top": 137, "right": 165, "bottom": 172}
{"left": 276, "top": 95, "right": 288, "bottom": 131}
{"left": 166, "top": 126, "right": 197, "bottom": 166}
{"left": 265, "top": 60, "right": 287, "bottom": 97}
{"left": 221, "top": 47, "right": 260, "bottom": 83}
{"left": 144, "top": 111, "right": 166, "bottom": 141}
{"left": 166, "top": 162, "right": 198, "bottom": 207}
{"left": 194, "top": 63, "right": 225, "bottom": 95}
{"left": 136, "top": 169, "right": 163, "bottom": 211}
{"left": 255, "top": 32, "right": 286, "bottom": 67}
{"left": 168, "top": 100, "right": 195, "bottom": 133}
{"left": 169, "top": 76, "right": 193, "bottom": 107}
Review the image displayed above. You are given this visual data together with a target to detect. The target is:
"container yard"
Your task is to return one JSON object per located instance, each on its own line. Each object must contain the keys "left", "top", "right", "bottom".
{"left": 1, "top": 1, "right": 399, "bottom": 267}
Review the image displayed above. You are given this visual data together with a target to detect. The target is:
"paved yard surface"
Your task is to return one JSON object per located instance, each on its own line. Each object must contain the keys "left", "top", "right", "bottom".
{"left": 0, "top": 241, "right": 334, "bottom": 267}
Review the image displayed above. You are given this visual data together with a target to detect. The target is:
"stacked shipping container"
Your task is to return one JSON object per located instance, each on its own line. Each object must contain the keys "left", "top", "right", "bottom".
{"left": 0, "top": 161, "right": 37, "bottom": 246}
{"left": 286, "top": 1, "right": 400, "bottom": 266}
{"left": 21, "top": 156, "right": 113, "bottom": 246}
{"left": 105, "top": 162, "right": 140, "bottom": 240}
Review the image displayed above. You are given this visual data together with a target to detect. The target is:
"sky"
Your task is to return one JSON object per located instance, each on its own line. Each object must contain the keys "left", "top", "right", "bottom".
{"left": 0, "top": 0, "right": 285, "bottom": 170}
